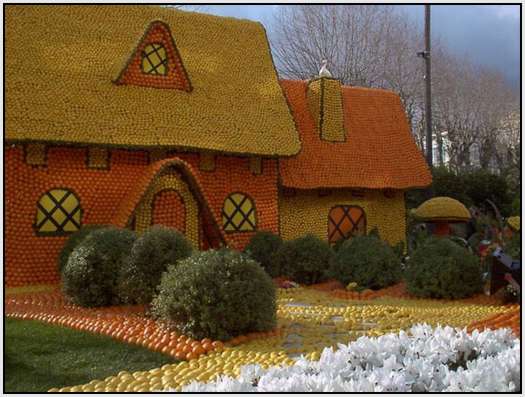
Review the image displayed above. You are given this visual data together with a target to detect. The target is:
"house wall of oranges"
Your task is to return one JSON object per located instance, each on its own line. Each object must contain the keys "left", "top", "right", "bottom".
{"left": 278, "top": 189, "right": 406, "bottom": 246}
{"left": 5, "top": 145, "right": 279, "bottom": 287}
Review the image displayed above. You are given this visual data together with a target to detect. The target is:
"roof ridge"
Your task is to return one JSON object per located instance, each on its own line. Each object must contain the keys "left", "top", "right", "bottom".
{"left": 158, "top": 5, "right": 264, "bottom": 26}
{"left": 279, "top": 79, "right": 399, "bottom": 96}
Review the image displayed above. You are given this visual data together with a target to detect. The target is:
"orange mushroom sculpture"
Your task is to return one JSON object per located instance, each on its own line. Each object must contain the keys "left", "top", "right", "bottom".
{"left": 412, "top": 197, "right": 471, "bottom": 236}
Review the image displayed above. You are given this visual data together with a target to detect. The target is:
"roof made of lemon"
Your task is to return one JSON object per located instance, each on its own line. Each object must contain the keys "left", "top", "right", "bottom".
{"left": 5, "top": 5, "right": 301, "bottom": 157}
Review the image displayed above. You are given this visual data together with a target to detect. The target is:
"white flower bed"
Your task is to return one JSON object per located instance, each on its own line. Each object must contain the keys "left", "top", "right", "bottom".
{"left": 179, "top": 324, "right": 520, "bottom": 392}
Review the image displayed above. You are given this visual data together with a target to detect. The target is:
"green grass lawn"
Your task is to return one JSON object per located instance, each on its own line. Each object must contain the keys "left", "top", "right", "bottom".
{"left": 5, "top": 318, "right": 176, "bottom": 392}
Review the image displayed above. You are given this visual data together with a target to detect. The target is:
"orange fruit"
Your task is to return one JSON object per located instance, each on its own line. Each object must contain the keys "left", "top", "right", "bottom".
{"left": 237, "top": 335, "right": 248, "bottom": 343}
{"left": 211, "top": 341, "right": 224, "bottom": 350}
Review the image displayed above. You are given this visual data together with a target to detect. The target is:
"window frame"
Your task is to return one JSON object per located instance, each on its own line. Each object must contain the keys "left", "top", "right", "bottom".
{"left": 221, "top": 192, "right": 257, "bottom": 233}
{"left": 141, "top": 42, "right": 169, "bottom": 76}
{"left": 327, "top": 205, "right": 366, "bottom": 245}
{"left": 33, "top": 188, "right": 83, "bottom": 236}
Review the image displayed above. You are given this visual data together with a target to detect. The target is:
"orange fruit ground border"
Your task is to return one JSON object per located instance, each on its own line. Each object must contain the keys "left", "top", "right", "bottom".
{"left": 4, "top": 287, "right": 283, "bottom": 362}
{"left": 5, "top": 281, "right": 519, "bottom": 364}
{"left": 467, "top": 306, "right": 520, "bottom": 337}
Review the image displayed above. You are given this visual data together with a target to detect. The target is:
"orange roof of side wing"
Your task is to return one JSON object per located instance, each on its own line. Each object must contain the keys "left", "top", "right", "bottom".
{"left": 279, "top": 79, "right": 432, "bottom": 190}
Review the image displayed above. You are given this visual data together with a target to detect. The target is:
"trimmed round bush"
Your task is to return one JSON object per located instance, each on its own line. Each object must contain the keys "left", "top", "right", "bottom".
{"left": 151, "top": 249, "right": 276, "bottom": 341}
{"left": 57, "top": 225, "right": 105, "bottom": 274}
{"left": 117, "top": 225, "right": 193, "bottom": 304}
{"left": 331, "top": 238, "right": 346, "bottom": 253}
{"left": 244, "top": 231, "right": 283, "bottom": 277}
{"left": 405, "top": 237, "right": 482, "bottom": 299}
{"left": 328, "top": 234, "right": 401, "bottom": 289}
{"left": 62, "top": 227, "right": 136, "bottom": 307}
{"left": 274, "top": 234, "right": 334, "bottom": 285}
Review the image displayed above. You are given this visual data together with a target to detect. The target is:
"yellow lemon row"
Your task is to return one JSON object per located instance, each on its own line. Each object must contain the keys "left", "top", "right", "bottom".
{"left": 52, "top": 288, "right": 513, "bottom": 392}
{"left": 5, "top": 284, "right": 57, "bottom": 296}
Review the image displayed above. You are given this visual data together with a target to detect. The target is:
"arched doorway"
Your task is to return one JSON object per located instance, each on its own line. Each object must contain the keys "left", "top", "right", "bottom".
{"left": 151, "top": 189, "right": 186, "bottom": 233}
{"left": 134, "top": 172, "right": 199, "bottom": 248}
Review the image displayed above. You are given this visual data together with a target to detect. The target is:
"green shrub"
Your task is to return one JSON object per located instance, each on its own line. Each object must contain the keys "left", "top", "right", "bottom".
{"left": 368, "top": 226, "right": 380, "bottom": 238}
{"left": 116, "top": 226, "right": 193, "bottom": 305}
{"left": 62, "top": 227, "right": 136, "bottom": 307}
{"left": 274, "top": 234, "right": 334, "bottom": 285}
{"left": 405, "top": 237, "right": 482, "bottom": 299}
{"left": 406, "top": 167, "right": 515, "bottom": 217}
{"left": 431, "top": 166, "right": 472, "bottom": 207}
{"left": 392, "top": 240, "right": 405, "bottom": 262}
{"left": 328, "top": 234, "right": 401, "bottom": 289}
{"left": 151, "top": 249, "right": 276, "bottom": 341}
{"left": 331, "top": 238, "right": 346, "bottom": 253}
{"left": 57, "top": 225, "right": 105, "bottom": 274}
{"left": 511, "top": 197, "right": 520, "bottom": 216}
{"left": 406, "top": 167, "right": 471, "bottom": 210}
{"left": 504, "top": 231, "right": 521, "bottom": 259}
{"left": 243, "top": 231, "right": 283, "bottom": 278}
{"left": 464, "top": 169, "right": 513, "bottom": 217}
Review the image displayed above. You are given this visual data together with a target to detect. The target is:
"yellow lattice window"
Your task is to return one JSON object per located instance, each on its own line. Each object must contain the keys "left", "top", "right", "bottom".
{"left": 222, "top": 193, "right": 256, "bottom": 232}
{"left": 35, "top": 189, "right": 82, "bottom": 235}
{"left": 141, "top": 43, "right": 168, "bottom": 75}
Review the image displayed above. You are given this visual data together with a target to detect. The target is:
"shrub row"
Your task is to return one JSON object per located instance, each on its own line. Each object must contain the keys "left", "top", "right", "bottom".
{"left": 244, "top": 231, "right": 401, "bottom": 289}
{"left": 244, "top": 230, "right": 483, "bottom": 299}
{"left": 60, "top": 225, "right": 193, "bottom": 307}
{"left": 60, "top": 227, "right": 277, "bottom": 340}
{"left": 61, "top": 225, "right": 482, "bottom": 341}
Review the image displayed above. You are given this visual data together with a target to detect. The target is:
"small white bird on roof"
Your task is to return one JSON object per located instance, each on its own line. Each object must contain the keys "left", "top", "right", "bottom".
{"left": 318, "top": 59, "right": 332, "bottom": 78}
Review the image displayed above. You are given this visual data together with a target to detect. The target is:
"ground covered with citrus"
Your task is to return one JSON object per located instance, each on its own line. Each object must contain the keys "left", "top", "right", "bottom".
{"left": 5, "top": 282, "right": 518, "bottom": 392}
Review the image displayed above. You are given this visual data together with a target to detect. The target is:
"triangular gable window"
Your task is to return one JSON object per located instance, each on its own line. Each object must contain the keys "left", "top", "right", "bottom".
{"left": 115, "top": 21, "right": 192, "bottom": 91}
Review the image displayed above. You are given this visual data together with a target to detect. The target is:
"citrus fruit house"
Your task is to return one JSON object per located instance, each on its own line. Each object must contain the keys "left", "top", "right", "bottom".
{"left": 5, "top": 5, "right": 432, "bottom": 287}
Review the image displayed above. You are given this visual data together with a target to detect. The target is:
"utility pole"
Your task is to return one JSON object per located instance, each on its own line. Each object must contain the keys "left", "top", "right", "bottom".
{"left": 418, "top": 4, "right": 433, "bottom": 168}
